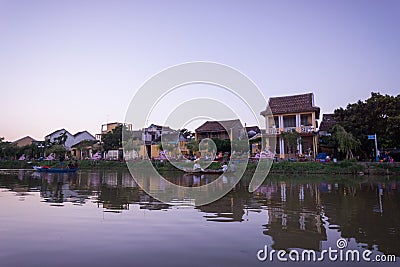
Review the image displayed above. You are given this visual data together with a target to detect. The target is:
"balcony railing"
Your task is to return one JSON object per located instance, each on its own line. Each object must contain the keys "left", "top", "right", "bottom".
{"left": 268, "top": 128, "right": 280, "bottom": 134}
{"left": 267, "top": 126, "right": 315, "bottom": 135}
{"left": 301, "top": 126, "right": 315, "bottom": 133}
{"left": 283, "top": 127, "right": 297, "bottom": 132}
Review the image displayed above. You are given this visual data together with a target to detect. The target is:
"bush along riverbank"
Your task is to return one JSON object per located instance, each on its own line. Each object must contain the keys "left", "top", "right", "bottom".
{"left": 0, "top": 159, "right": 399, "bottom": 175}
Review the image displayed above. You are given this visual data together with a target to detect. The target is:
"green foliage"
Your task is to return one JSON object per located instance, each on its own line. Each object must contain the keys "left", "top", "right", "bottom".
{"left": 270, "top": 161, "right": 364, "bottom": 174}
{"left": 281, "top": 129, "right": 300, "bottom": 154}
{"left": 53, "top": 131, "right": 68, "bottom": 145}
{"left": 319, "top": 135, "right": 337, "bottom": 148}
{"left": 186, "top": 140, "right": 199, "bottom": 154}
{"left": 102, "top": 125, "right": 123, "bottom": 152}
{"left": 0, "top": 139, "right": 39, "bottom": 159}
{"left": 45, "top": 144, "right": 67, "bottom": 156}
{"left": 332, "top": 125, "right": 360, "bottom": 159}
{"left": 211, "top": 138, "right": 231, "bottom": 153}
{"left": 334, "top": 92, "right": 400, "bottom": 158}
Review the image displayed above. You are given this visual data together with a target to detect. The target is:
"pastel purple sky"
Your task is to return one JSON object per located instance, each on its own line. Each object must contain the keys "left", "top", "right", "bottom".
{"left": 1, "top": 0, "right": 399, "bottom": 141}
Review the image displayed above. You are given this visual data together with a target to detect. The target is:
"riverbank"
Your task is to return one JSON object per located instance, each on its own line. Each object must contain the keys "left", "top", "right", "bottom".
{"left": 1, "top": 160, "right": 399, "bottom": 175}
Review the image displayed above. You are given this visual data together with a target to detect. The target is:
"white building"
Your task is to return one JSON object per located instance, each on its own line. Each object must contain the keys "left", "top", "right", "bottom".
{"left": 45, "top": 129, "right": 96, "bottom": 151}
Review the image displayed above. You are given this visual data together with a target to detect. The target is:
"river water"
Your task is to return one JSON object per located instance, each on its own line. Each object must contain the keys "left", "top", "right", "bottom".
{"left": 0, "top": 169, "right": 399, "bottom": 267}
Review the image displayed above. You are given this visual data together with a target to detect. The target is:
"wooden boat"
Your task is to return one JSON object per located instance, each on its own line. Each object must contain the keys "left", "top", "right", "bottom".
{"left": 33, "top": 166, "right": 78, "bottom": 173}
{"left": 185, "top": 169, "right": 224, "bottom": 174}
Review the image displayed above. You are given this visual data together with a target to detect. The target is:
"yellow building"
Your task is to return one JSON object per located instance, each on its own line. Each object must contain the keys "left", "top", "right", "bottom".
{"left": 96, "top": 122, "right": 133, "bottom": 140}
{"left": 261, "top": 93, "right": 320, "bottom": 159}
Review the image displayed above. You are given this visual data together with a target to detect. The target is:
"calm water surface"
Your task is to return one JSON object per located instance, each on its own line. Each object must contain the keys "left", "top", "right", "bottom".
{"left": 0, "top": 170, "right": 399, "bottom": 267}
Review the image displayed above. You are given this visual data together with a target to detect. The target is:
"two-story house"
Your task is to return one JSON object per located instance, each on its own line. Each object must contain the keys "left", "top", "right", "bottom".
{"left": 96, "top": 122, "right": 133, "bottom": 141}
{"left": 261, "top": 93, "right": 320, "bottom": 159}
{"left": 195, "top": 119, "right": 246, "bottom": 141}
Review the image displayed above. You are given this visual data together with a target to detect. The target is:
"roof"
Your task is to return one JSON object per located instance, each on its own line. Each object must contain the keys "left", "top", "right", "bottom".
{"left": 74, "top": 131, "right": 95, "bottom": 139}
{"left": 245, "top": 126, "right": 260, "bottom": 133}
{"left": 71, "top": 139, "right": 98, "bottom": 148}
{"left": 195, "top": 119, "right": 242, "bottom": 133}
{"left": 45, "top": 128, "right": 70, "bottom": 138}
{"left": 319, "top": 113, "right": 336, "bottom": 132}
{"left": 102, "top": 122, "right": 121, "bottom": 126}
{"left": 147, "top": 124, "right": 173, "bottom": 132}
{"left": 262, "top": 93, "right": 320, "bottom": 118}
{"left": 12, "top": 136, "right": 37, "bottom": 144}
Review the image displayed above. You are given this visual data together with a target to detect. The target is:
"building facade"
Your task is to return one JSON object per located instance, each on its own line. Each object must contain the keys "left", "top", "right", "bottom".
{"left": 45, "top": 129, "right": 96, "bottom": 151}
{"left": 261, "top": 93, "right": 320, "bottom": 159}
{"left": 195, "top": 119, "right": 246, "bottom": 141}
{"left": 12, "top": 136, "right": 38, "bottom": 147}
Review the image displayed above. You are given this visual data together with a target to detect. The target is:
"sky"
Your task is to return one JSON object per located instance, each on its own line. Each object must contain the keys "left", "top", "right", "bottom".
{"left": 0, "top": 0, "right": 399, "bottom": 141}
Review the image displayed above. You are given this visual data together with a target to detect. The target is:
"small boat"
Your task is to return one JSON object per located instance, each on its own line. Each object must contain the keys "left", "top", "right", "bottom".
{"left": 33, "top": 166, "right": 78, "bottom": 173}
{"left": 186, "top": 169, "right": 224, "bottom": 174}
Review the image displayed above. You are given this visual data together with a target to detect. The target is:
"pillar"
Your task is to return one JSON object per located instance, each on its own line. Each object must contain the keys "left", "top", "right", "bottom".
{"left": 280, "top": 137, "right": 285, "bottom": 158}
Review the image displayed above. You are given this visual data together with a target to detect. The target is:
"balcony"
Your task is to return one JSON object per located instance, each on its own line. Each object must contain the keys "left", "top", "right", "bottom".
{"left": 267, "top": 126, "right": 315, "bottom": 135}
{"left": 301, "top": 126, "right": 315, "bottom": 133}
{"left": 283, "top": 127, "right": 297, "bottom": 133}
{"left": 268, "top": 128, "right": 280, "bottom": 135}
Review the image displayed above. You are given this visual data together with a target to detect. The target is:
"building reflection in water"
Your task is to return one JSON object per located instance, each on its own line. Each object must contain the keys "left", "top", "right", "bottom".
{"left": 0, "top": 170, "right": 399, "bottom": 256}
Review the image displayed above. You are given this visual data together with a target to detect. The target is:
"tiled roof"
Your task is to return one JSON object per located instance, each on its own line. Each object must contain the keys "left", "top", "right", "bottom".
{"left": 45, "top": 128, "right": 69, "bottom": 138}
{"left": 319, "top": 114, "right": 336, "bottom": 132}
{"left": 245, "top": 126, "right": 260, "bottom": 134}
{"left": 12, "top": 136, "right": 37, "bottom": 144}
{"left": 148, "top": 124, "right": 173, "bottom": 132}
{"left": 195, "top": 119, "right": 242, "bottom": 133}
{"left": 262, "top": 93, "right": 320, "bottom": 118}
{"left": 73, "top": 131, "right": 95, "bottom": 139}
{"left": 71, "top": 139, "right": 98, "bottom": 148}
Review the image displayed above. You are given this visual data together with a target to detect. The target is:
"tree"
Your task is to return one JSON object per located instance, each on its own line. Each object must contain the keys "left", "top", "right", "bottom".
{"left": 281, "top": 129, "right": 300, "bottom": 156}
{"left": 53, "top": 131, "right": 68, "bottom": 146}
{"left": 0, "top": 139, "right": 15, "bottom": 159}
{"left": 211, "top": 138, "right": 231, "bottom": 153}
{"left": 332, "top": 125, "right": 360, "bottom": 160}
{"left": 102, "top": 125, "right": 123, "bottom": 152}
{"left": 186, "top": 140, "right": 199, "bottom": 154}
{"left": 45, "top": 145, "right": 67, "bottom": 156}
{"left": 335, "top": 92, "right": 400, "bottom": 158}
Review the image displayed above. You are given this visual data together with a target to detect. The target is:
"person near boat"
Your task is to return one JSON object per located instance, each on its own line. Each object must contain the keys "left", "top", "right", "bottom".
{"left": 67, "top": 161, "right": 74, "bottom": 169}
{"left": 59, "top": 155, "right": 65, "bottom": 168}
{"left": 221, "top": 162, "right": 228, "bottom": 172}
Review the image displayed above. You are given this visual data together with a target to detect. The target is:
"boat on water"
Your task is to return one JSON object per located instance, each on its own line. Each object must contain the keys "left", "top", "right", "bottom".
{"left": 185, "top": 169, "right": 224, "bottom": 174}
{"left": 33, "top": 166, "right": 78, "bottom": 173}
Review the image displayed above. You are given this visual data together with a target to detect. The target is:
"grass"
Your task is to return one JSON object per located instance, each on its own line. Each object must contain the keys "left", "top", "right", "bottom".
{"left": 0, "top": 159, "right": 399, "bottom": 175}
{"left": 269, "top": 161, "right": 365, "bottom": 174}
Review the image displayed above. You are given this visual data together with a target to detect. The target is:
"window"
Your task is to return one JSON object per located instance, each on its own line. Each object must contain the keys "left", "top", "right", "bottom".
{"left": 273, "top": 116, "right": 279, "bottom": 128}
{"left": 300, "top": 114, "right": 311, "bottom": 126}
{"left": 283, "top": 115, "right": 296, "bottom": 128}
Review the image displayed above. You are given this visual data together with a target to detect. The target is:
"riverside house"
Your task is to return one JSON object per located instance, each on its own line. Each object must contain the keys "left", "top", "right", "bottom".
{"left": 195, "top": 119, "right": 246, "bottom": 141}
{"left": 45, "top": 129, "right": 96, "bottom": 152}
{"left": 138, "top": 124, "right": 190, "bottom": 159}
{"left": 261, "top": 93, "right": 320, "bottom": 159}
{"left": 12, "top": 136, "right": 38, "bottom": 147}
